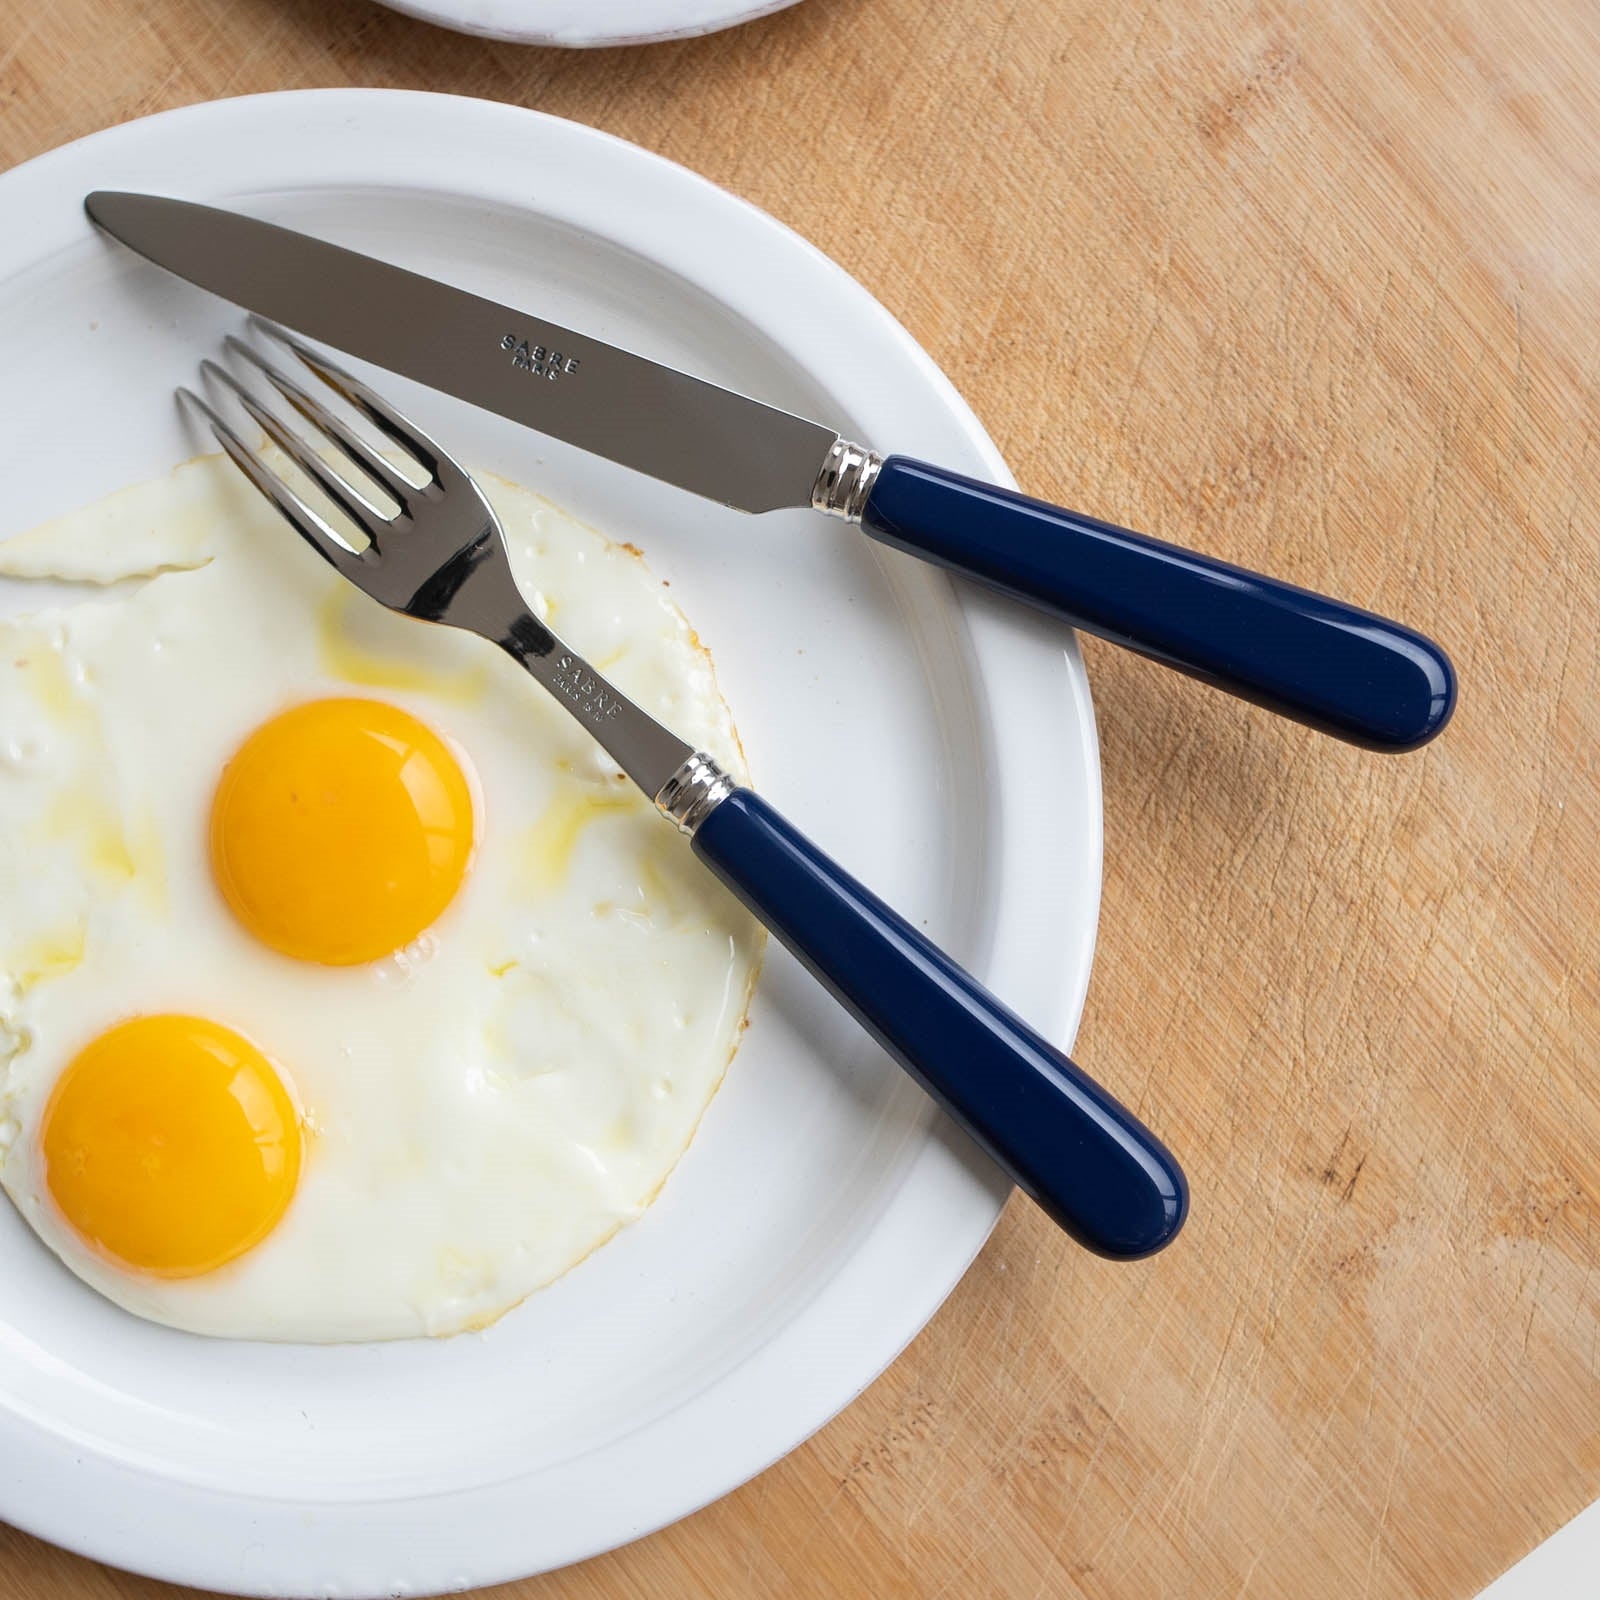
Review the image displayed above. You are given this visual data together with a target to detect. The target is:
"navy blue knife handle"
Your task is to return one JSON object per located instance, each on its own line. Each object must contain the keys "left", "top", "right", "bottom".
{"left": 693, "top": 789, "right": 1187, "bottom": 1259}
{"left": 861, "top": 457, "right": 1455, "bottom": 752}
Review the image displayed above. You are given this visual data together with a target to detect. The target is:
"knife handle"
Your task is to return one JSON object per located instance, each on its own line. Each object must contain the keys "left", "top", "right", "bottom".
{"left": 858, "top": 456, "right": 1455, "bottom": 752}
{"left": 691, "top": 787, "right": 1187, "bottom": 1259}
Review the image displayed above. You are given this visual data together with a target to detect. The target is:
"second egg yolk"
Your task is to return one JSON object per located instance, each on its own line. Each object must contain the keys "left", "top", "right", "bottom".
{"left": 211, "top": 697, "right": 475, "bottom": 966}
{"left": 41, "top": 1014, "right": 301, "bottom": 1278}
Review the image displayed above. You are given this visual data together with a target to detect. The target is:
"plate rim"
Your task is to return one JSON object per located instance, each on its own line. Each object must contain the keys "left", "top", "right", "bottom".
{"left": 0, "top": 87, "right": 1103, "bottom": 1594}
{"left": 374, "top": 0, "right": 804, "bottom": 47}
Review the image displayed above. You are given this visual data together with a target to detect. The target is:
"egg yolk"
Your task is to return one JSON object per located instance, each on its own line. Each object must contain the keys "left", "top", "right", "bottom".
{"left": 41, "top": 1015, "right": 302, "bottom": 1278}
{"left": 210, "top": 698, "right": 475, "bottom": 966}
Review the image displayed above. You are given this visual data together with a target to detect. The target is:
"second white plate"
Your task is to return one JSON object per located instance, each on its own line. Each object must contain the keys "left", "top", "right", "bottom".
{"left": 377, "top": 0, "right": 803, "bottom": 47}
{"left": 0, "top": 89, "right": 1102, "bottom": 1595}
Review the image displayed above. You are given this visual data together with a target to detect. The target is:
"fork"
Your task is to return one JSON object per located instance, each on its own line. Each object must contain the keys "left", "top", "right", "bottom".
{"left": 180, "top": 320, "right": 1188, "bottom": 1260}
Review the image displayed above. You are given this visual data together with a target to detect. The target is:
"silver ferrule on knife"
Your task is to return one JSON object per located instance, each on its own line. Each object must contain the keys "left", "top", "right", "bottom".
{"left": 810, "top": 438, "right": 883, "bottom": 521}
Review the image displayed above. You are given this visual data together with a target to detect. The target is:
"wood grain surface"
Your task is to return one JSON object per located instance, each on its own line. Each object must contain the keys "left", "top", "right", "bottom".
{"left": 2, "top": 0, "right": 1597, "bottom": 1595}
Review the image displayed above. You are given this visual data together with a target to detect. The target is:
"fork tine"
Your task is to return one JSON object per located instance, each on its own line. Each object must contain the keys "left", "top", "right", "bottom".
{"left": 177, "top": 386, "right": 367, "bottom": 578}
{"left": 224, "top": 335, "right": 418, "bottom": 502}
{"left": 201, "top": 359, "right": 389, "bottom": 540}
{"left": 250, "top": 317, "right": 457, "bottom": 487}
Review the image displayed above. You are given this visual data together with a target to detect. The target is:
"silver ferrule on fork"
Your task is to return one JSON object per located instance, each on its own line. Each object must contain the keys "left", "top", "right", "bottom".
{"left": 811, "top": 439, "right": 883, "bottom": 523}
{"left": 655, "top": 753, "right": 736, "bottom": 836}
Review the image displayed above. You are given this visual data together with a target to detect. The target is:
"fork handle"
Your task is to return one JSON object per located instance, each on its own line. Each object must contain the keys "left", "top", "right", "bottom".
{"left": 691, "top": 788, "right": 1187, "bottom": 1258}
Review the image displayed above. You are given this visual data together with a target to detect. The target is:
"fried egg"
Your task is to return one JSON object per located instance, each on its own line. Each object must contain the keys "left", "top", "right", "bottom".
{"left": 0, "top": 454, "right": 762, "bottom": 1341}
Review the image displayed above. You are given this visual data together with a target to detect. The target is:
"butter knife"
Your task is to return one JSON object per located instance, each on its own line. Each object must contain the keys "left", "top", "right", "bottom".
{"left": 86, "top": 191, "right": 1455, "bottom": 751}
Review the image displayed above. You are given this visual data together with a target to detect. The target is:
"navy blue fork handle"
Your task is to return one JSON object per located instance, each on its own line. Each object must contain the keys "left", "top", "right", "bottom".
{"left": 862, "top": 457, "right": 1456, "bottom": 752}
{"left": 693, "top": 789, "right": 1187, "bottom": 1259}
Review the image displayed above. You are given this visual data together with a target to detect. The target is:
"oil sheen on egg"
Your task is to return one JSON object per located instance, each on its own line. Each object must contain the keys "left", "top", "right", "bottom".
{"left": 0, "top": 454, "right": 762, "bottom": 1342}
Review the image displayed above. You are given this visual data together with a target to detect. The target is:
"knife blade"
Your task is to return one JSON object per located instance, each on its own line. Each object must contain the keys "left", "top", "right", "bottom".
{"left": 85, "top": 190, "right": 836, "bottom": 516}
{"left": 86, "top": 190, "right": 1456, "bottom": 752}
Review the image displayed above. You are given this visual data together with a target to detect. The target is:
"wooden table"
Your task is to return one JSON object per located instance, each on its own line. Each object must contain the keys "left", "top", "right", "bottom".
{"left": 2, "top": 1, "right": 1596, "bottom": 1595}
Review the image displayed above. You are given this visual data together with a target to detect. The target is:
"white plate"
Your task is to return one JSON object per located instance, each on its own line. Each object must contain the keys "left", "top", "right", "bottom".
{"left": 0, "top": 90, "right": 1101, "bottom": 1595}
{"left": 376, "top": 0, "right": 801, "bottom": 46}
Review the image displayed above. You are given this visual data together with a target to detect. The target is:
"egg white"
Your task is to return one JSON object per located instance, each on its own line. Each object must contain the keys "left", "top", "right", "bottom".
{"left": 0, "top": 454, "right": 762, "bottom": 1342}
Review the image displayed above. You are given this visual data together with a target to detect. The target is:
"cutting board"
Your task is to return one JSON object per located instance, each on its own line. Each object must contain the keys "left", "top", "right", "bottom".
{"left": 0, "top": 0, "right": 1596, "bottom": 1596}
